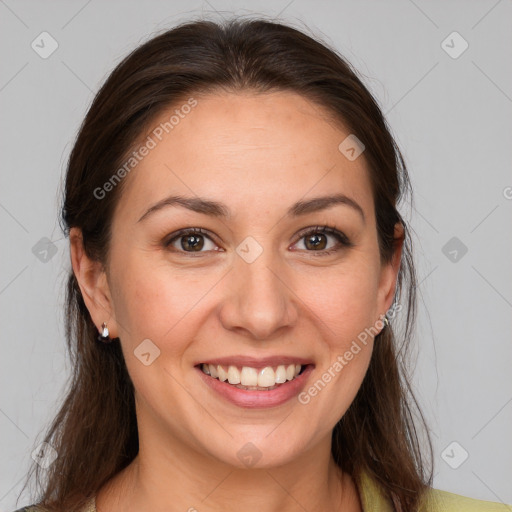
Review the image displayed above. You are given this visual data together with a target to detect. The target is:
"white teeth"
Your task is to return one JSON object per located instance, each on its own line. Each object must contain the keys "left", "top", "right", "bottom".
{"left": 258, "top": 367, "right": 275, "bottom": 387}
{"left": 227, "top": 365, "right": 241, "bottom": 384}
{"left": 217, "top": 365, "right": 228, "bottom": 382}
{"left": 286, "top": 364, "right": 295, "bottom": 381}
{"left": 209, "top": 364, "right": 218, "bottom": 378}
{"left": 240, "top": 366, "right": 258, "bottom": 386}
{"left": 201, "top": 363, "right": 305, "bottom": 388}
{"left": 275, "top": 365, "right": 287, "bottom": 383}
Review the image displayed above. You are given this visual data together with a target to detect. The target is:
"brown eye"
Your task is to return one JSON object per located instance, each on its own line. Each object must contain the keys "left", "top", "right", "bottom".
{"left": 304, "top": 233, "right": 328, "bottom": 250}
{"left": 293, "top": 225, "right": 353, "bottom": 254}
{"left": 180, "top": 234, "right": 205, "bottom": 251}
{"left": 165, "top": 228, "right": 219, "bottom": 253}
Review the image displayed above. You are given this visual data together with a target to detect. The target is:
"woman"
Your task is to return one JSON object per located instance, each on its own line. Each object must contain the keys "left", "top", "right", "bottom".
{"left": 14, "top": 18, "right": 510, "bottom": 512}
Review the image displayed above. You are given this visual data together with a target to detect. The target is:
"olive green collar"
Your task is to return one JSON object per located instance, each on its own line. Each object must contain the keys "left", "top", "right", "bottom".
{"left": 355, "top": 468, "right": 394, "bottom": 511}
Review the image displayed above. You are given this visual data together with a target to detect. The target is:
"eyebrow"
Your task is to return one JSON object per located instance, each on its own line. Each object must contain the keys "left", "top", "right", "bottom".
{"left": 137, "top": 193, "right": 365, "bottom": 224}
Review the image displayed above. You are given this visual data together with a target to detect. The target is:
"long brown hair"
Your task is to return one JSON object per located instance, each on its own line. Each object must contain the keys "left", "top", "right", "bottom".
{"left": 20, "top": 17, "right": 433, "bottom": 511}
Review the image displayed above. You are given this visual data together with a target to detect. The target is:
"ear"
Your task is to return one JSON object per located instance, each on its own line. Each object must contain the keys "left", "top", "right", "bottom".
{"left": 376, "top": 222, "right": 404, "bottom": 319}
{"left": 69, "top": 227, "right": 118, "bottom": 338}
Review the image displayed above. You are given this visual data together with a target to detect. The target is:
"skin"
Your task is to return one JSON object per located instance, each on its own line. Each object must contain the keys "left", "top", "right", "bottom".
{"left": 71, "top": 90, "right": 403, "bottom": 512}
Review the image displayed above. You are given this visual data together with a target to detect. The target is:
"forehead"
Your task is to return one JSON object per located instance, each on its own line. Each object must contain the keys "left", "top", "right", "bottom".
{"left": 114, "top": 90, "right": 374, "bottom": 224}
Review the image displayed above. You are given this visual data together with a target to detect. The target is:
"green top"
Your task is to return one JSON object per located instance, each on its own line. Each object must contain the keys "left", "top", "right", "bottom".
{"left": 356, "top": 470, "right": 512, "bottom": 511}
{"left": 15, "top": 469, "right": 512, "bottom": 511}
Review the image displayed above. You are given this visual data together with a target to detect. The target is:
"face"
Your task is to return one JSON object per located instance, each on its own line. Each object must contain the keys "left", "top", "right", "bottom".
{"left": 75, "top": 90, "right": 401, "bottom": 470}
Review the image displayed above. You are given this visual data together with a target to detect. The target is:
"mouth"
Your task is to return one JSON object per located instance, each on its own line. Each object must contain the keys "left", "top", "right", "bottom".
{"left": 199, "top": 363, "right": 307, "bottom": 391}
{"left": 194, "top": 358, "right": 314, "bottom": 408}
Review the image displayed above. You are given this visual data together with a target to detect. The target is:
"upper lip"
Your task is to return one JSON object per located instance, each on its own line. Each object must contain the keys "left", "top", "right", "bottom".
{"left": 196, "top": 355, "right": 314, "bottom": 368}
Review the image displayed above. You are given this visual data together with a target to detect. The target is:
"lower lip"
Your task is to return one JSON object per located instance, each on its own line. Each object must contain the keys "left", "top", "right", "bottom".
{"left": 196, "top": 365, "right": 314, "bottom": 409}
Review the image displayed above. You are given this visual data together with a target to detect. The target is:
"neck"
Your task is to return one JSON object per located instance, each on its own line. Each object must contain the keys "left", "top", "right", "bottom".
{"left": 96, "top": 415, "right": 362, "bottom": 512}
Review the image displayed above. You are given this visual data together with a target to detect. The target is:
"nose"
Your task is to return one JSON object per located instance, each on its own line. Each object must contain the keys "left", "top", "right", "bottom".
{"left": 218, "top": 248, "right": 299, "bottom": 341}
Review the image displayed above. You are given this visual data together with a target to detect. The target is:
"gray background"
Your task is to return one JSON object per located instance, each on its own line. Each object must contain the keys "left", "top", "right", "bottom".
{"left": 1, "top": 0, "right": 511, "bottom": 509}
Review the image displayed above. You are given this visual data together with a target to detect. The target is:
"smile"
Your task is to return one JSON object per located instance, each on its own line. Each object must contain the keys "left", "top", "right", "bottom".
{"left": 200, "top": 363, "right": 304, "bottom": 390}
{"left": 195, "top": 356, "right": 314, "bottom": 408}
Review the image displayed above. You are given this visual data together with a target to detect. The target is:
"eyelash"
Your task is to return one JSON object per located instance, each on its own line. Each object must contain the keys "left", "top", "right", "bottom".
{"left": 164, "top": 225, "right": 353, "bottom": 257}
{"left": 294, "top": 225, "right": 354, "bottom": 255}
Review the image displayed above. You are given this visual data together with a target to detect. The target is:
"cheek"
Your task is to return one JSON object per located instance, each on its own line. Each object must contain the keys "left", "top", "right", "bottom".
{"left": 109, "top": 258, "right": 208, "bottom": 407}
{"left": 297, "top": 270, "right": 378, "bottom": 429}
{"left": 109, "top": 253, "right": 220, "bottom": 349}
{"left": 298, "top": 260, "right": 381, "bottom": 339}
{"left": 294, "top": 255, "right": 380, "bottom": 409}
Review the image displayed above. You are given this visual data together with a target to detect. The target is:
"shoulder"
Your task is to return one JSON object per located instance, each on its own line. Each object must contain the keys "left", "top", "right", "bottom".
{"left": 355, "top": 468, "right": 511, "bottom": 512}
{"left": 11, "top": 507, "right": 45, "bottom": 512}
{"left": 419, "top": 487, "right": 512, "bottom": 512}
{"left": 10, "top": 496, "right": 95, "bottom": 512}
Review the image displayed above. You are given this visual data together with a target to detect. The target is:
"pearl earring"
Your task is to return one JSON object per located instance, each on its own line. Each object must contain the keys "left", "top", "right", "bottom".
{"left": 100, "top": 322, "right": 111, "bottom": 342}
